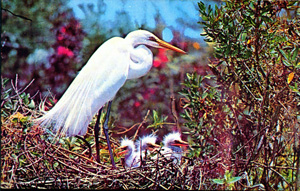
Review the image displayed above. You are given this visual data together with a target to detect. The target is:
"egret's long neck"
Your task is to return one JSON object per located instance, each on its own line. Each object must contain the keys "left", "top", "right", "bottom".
{"left": 127, "top": 45, "right": 153, "bottom": 79}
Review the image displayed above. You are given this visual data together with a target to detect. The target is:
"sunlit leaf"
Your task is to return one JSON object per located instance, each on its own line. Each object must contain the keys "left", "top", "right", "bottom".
{"left": 279, "top": 49, "right": 289, "bottom": 61}
{"left": 53, "top": 162, "right": 59, "bottom": 168}
{"left": 72, "top": 147, "right": 83, "bottom": 151}
{"left": 10, "top": 112, "right": 25, "bottom": 122}
{"left": 28, "top": 100, "right": 35, "bottom": 109}
{"left": 287, "top": 72, "right": 294, "bottom": 84}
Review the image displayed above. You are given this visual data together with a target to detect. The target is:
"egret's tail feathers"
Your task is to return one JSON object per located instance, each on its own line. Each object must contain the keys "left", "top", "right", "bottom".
{"left": 35, "top": 76, "right": 96, "bottom": 139}
{"left": 35, "top": 105, "right": 91, "bottom": 140}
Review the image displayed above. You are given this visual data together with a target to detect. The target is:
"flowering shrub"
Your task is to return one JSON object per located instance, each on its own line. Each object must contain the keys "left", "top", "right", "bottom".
{"left": 44, "top": 17, "right": 86, "bottom": 96}
{"left": 56, "top": 46, "right": 74, "bottom": 57}
{"left": 153, "top": 49, "right": 169, "bottom": 68}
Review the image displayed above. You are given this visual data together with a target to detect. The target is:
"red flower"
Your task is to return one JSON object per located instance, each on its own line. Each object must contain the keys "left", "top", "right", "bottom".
{"left": 153, "top": 49, "right": 169, "bottom": 69}
{"left": 134, "top": 101, "right": 141, "bottom": 107}
{"left": 149, "top": 88, "right": 155, "bottom": 94}
{"left": 57, "top": 34, "right": 64, "bottom": 41}
{"left": 153, "top": 59, "right": 162, "bottom": 68}
{"left": 157, "top": 49, "right": 168, "bottom": 63}
{"left": 142, "top": 88, "right": 156, "bottom": 100}
{"left": 57, "top": 46, "right": 74, "bottom": 57}
{"left": 60, "top": 26, "right": 66, "bottom": 34}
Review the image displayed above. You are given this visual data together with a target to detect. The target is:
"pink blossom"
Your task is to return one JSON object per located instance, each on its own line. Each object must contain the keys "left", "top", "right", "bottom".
{"left": 57, "top": 34, "right": 64, "bottom": 41}
{"left": 60, "top": 26, "right": 66, "bottom": 34}
{"left": 153, "top": 59, "right": 162, "bottom": 68}
{"left": 157, "top": 49, "right": 168, "bottom": 63}
{"left": 134, "top": 101, "right": 141, "bottom": 107}
{"left": 153, "top": 49, "right": 168, "bottom": 69}
{"left": 149, "top": 88, "right": 156, "bottom": 94}
{"left": 57, "top": 46, "right": 74, "bottom": 57}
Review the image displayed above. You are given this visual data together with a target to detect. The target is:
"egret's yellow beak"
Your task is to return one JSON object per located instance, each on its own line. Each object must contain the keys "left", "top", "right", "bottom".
{"left": 156, "top": 38, "right": 186, "bottom": 54}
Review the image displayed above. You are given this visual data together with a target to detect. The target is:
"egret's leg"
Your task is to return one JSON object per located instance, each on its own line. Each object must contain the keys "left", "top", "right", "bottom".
{"left": 75, "top": 135, "right": 92, "bottom": 159}
{"left": 103, "top": 101, "right": 116, "bottom": 168}
{"left": 94, "top": 108, "right": 103, "bottom": 163}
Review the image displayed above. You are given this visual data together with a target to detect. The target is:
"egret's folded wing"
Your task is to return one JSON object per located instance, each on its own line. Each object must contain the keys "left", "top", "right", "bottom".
{"left": 36, "top": 37, "right": 130, "bottom": 138}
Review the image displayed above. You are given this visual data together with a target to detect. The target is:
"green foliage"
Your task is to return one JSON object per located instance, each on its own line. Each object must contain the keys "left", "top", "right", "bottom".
{"left": 212, "top": 170, "right": 242, "bottom": 190}
{"left": 2, "top": 0, "right": 81, "bottom": 97}
{"left": 1, "top": 77, "right": 36, "bottom": 120}
{"left": 180, "top": 73, "right": 222, "bottom": 157}
{"left": 1, "top": 0, "right": 72, "bottom": 67}
{"left": 147, "top": 110, "right": 169, "bottom": 129}
{"left": 180, "top": 0, "right": 300, "bottom": 190}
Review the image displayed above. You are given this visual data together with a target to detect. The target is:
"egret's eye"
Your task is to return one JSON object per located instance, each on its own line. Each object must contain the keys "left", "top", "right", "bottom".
{"left": 148, "top": 36, "right": 157, "bottom": 42}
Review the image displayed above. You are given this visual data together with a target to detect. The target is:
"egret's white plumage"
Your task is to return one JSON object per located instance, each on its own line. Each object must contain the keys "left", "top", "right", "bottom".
{"left": 119, "top": 138, "right": 140, "bottom": 168}
{"left": 135, "top": 134, "right": 160, "bottom": 159}
{"left": 161, "top": 132, "right": 189, "bottom": 164}
{"left": 36, "top": 30, "right": 185, "bottom": 138}
{"left": 119, "top": 134, "right": 160, "bottom": 168}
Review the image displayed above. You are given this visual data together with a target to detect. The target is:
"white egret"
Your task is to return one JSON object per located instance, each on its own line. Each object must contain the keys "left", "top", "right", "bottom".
{"left": 118, "top": 135, "right": 160, "bottom": 168}
{"left": 161, "top": 132, "right": 189, "bottom": 164}
{"left": 36, "top": 30, "right": 186, "bottom": 168}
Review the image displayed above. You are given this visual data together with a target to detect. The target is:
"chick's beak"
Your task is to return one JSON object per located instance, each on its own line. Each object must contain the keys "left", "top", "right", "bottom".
{"left": 117, "top": 145, "right": 128, "bottom": 156}
{"left": 172, "top": 139, "right": 189, "bottom": 147}
{"left": 146, "top": 142, "right": 161, "bottom": 152}
{"left": 155, "top": 38, "right": 186, "bottom": 54}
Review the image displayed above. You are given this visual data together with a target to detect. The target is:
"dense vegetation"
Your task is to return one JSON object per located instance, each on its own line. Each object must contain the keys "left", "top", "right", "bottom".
{"left": 181, "top": 0, "right": 299, "bottom": 189}
{"left": 1, "top": 0, "right": 299, "bottom": 190}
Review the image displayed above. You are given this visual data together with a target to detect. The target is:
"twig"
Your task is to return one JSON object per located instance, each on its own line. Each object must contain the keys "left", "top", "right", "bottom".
{"left": 136, "top": 171, "right": 168, "bottom": 190}
{"left": 251, "top": 161, "right": 293, "bottom": 189}
{"left": 2, "top": 8, "right": 32, "bottom": 22}
{"left": 170, "top": 96, "right": 180, "bottom": 130}
{"left": 132, "top": 110, "right": 150, "bottom": 140}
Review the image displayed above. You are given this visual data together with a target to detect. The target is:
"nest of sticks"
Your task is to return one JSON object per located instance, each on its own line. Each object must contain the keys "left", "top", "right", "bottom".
{"left": 1, "top": 116, "right": 207, "bottom": 190}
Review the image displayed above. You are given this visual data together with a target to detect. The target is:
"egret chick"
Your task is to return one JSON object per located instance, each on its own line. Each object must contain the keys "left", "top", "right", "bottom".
{"left": 118, "top": 138, "right": 140, "bottom": 168}
{"left": 161, "top": 132, "right": 189, "bottom": 164}
{"left": 136, "top": 134, "right": 161, "bottom": 160}
{"left": 118, "top": 134, "right": 160, "bottom": 168}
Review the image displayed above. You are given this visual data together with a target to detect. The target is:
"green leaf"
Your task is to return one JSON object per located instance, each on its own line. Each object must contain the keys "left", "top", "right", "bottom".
{"left": 279, "top": 49, "right": 289, "bottom": 61}
{"left": 28, "top": 99, "right": 35, "bottom": 109}
{"left": 227, "top": 176, "right": 242, "bottom": 184}
{"left": 53, "top": 162, "right": 59, "bottom": 168}
{"left": 198, "top": 2, "right": 205, "bottom": 12}
{"left": 292, "top": 46, "right": 299, "bottom": 60}
{"left": 20, "top": 116, "right": 30, "bottom": 123}
{"left": 153, "top": 110, "right": 158, "bottom": 122}
{"left": 212, "top": 178, "right": 225, "bottom": 184}
{"left": 283, "top": 59, "right": 291, "bottom": 67}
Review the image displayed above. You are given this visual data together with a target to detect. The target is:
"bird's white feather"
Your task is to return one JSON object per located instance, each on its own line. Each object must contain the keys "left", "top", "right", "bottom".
{"left": 120, "top": 138, "right": 140, "bottom": 168}
{"left": 36, "top": 37, "right": 130, "bottom": 137}
{"left": 162, "top": 132, "right": 182, "bottom": 147}
{"left": 161, "top": 132, "right": 184, "bottom": 164}
{"left": 135, "top": 134, "right": 157, "bottom": 152}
